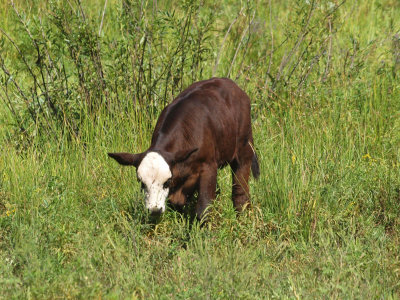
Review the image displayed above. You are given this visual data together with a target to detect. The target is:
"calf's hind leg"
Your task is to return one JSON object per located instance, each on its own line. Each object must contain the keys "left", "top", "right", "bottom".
{"left": 231, "top": 144, "right": 253, "bottom": 212}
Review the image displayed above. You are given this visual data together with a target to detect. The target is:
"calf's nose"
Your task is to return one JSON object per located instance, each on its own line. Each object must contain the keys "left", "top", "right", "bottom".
{"left": 149, "top": 207, "right": 163, "bottom": 215}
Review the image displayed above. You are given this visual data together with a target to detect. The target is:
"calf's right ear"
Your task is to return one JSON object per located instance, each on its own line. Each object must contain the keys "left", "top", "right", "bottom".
{"left": 108, "top": 152, "right": 144, "bottom": 168}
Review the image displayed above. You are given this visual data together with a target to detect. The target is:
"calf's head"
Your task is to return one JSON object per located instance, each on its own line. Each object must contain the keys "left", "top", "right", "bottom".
{"left": 108, "top": 148, "right": 197, "bottom": 214}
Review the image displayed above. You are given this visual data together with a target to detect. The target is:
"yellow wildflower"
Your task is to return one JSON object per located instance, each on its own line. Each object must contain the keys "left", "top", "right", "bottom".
{"left": 362, "top": 153, "right": 371, "bottom": 160}
{"left": 6, "top": 208, "right": 16, "bottom": 217}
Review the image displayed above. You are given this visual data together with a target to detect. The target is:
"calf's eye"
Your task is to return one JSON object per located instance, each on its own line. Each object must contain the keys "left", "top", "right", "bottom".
{"left": 163, "top": 178, "right": 171, "bottom": 189}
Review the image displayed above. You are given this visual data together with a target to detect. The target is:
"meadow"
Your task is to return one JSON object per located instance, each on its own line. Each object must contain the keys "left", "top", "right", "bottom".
{"left": 1, "top": 0, "right": 400, "bottom": 298}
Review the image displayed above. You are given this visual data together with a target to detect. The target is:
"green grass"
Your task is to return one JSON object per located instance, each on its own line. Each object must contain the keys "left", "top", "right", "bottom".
{"left": 1, "top": 0, "right": 400, "bottom": 298}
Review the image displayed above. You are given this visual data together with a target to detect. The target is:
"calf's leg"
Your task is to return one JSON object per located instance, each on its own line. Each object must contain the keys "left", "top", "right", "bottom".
{"left": 231, "top": 144, "right": 253, "bottom": 211}
{"left": 196, "top": 166, "right": 217, "bottom": 220}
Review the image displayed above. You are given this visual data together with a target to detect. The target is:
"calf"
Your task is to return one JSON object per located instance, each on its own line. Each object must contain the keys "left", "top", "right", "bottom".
{"left": 108, "top": 77, "right": 259, "bottom": 220}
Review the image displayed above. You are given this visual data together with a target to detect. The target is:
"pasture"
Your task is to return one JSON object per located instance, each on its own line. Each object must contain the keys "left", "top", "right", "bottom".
{"left": 1, "top": 0, "right": 400, "bottom": 298}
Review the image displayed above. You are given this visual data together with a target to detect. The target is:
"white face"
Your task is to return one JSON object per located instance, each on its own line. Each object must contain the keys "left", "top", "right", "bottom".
{"left": 137, "top": 152, "right": 172, "bottom": 213}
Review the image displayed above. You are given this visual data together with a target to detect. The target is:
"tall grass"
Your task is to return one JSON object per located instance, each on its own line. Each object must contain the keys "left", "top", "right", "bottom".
{"left": 1, "top": 0, "right": 400, "bottom": 298}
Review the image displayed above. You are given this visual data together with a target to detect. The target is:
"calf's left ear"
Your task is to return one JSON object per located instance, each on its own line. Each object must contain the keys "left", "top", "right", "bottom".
{"left": 108, "top": 152, "right": 144, "bottom": 168}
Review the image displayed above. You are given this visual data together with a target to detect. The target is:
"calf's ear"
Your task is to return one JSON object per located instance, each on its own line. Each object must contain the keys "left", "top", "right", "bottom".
{"left": 173, "top": 148, "right": 198, "bottom": 164}
{"left": 108, "top": 152, "right": 144, "bottom": 168}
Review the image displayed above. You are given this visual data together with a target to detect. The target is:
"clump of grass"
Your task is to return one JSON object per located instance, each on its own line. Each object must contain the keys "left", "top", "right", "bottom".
{"left": 0, "top": 0, "right": 217, "bottom": 143}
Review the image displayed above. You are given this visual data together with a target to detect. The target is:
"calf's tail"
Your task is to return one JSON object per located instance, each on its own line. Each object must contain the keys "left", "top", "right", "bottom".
{"left": 251, "top": 152, "right": 260, "bottom": 179}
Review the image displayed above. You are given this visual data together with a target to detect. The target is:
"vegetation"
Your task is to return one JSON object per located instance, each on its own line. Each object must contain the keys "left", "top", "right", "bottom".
{"left": 1, "top": 0, "right": 399, "bottom": 298}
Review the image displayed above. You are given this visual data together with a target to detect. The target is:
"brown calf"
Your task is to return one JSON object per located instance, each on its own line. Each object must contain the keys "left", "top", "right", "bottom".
{"left": 108, "top": 77, "right": 259, "bottom": 220}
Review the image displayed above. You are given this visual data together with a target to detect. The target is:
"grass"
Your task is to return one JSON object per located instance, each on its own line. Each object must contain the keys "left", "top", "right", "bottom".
{"left": 1, "top": 0, "right": 400, "bottom": 298}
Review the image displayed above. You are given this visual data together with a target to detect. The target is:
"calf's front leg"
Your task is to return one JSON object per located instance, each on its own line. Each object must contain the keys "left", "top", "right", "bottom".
{"left": 196, "top": 166, "right": 217, "bottom": 220}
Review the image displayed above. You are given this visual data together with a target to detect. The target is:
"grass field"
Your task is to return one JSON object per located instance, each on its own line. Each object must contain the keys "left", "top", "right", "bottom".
{"left": 1, "top": 0, "right": 400, "bottom": 298}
